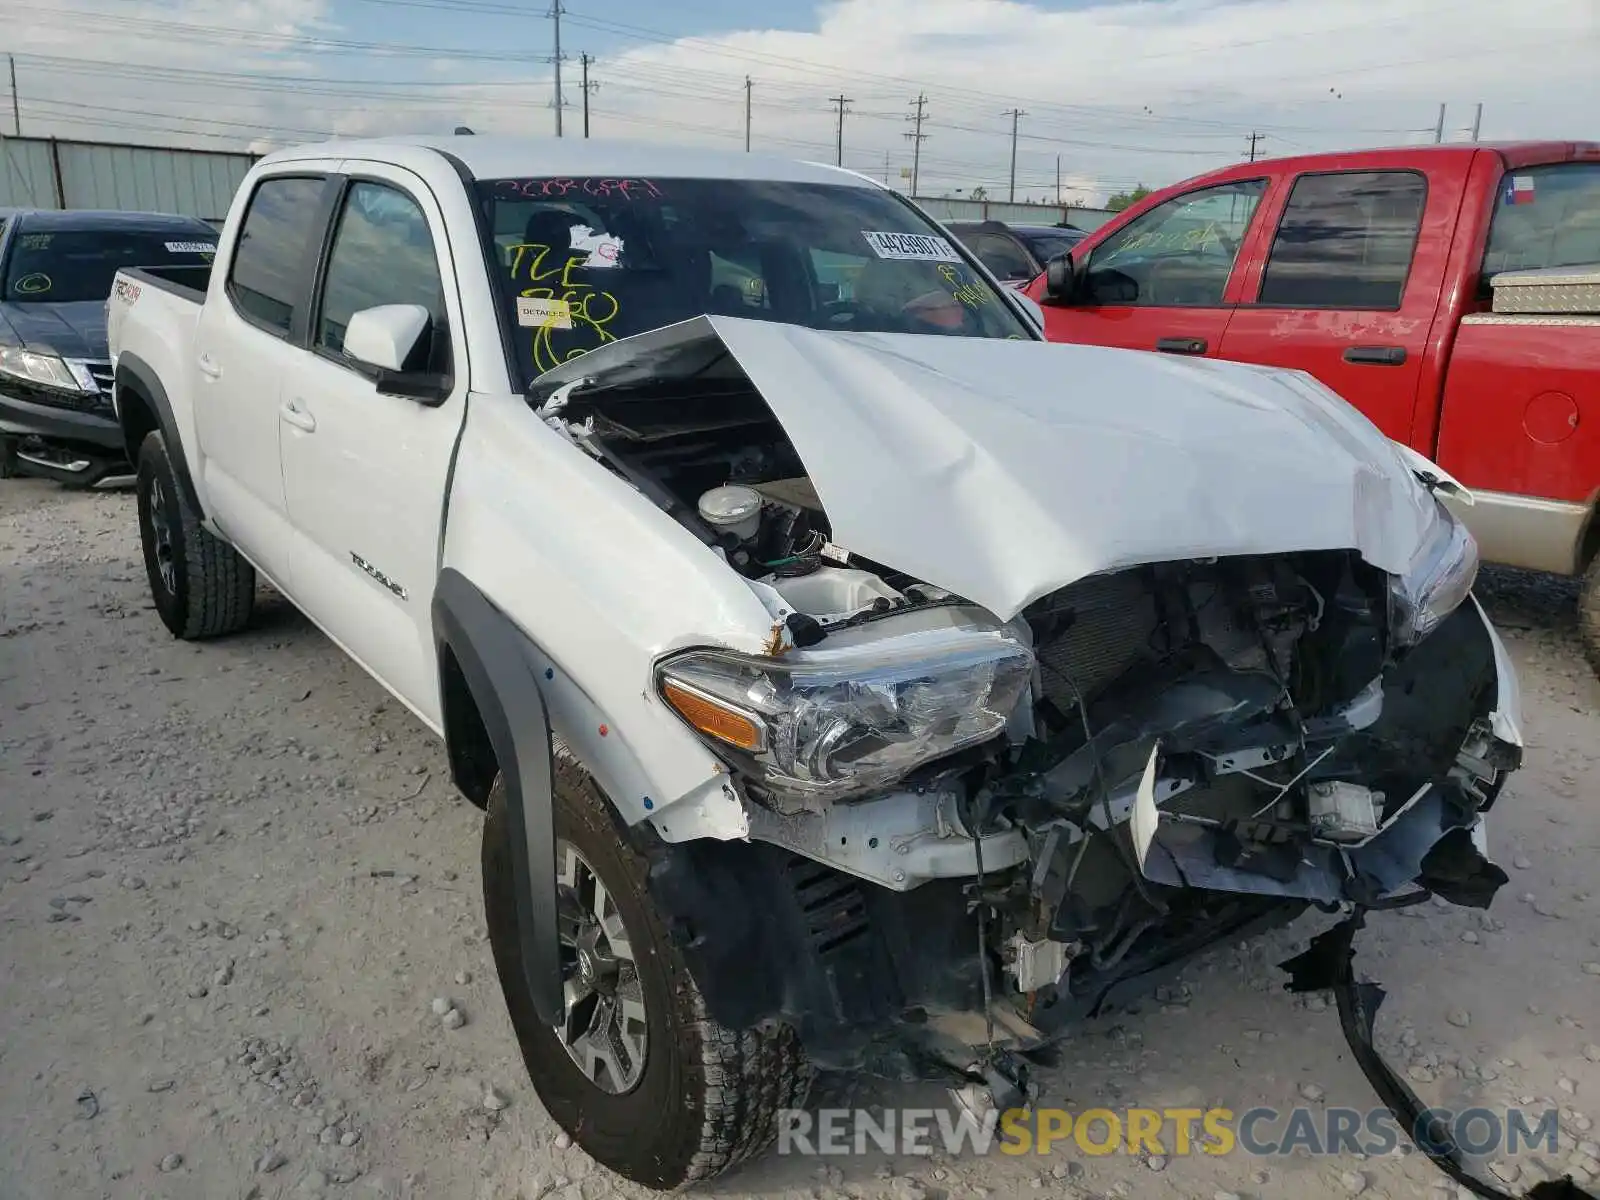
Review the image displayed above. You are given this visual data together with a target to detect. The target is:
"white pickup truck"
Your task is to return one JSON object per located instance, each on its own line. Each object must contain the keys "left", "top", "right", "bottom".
{"left": 108, "top": 136, "right": 1529, "bottom": 1193}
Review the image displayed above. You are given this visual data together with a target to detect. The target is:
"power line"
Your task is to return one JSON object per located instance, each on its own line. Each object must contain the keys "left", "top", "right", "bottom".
{"left": 1004, "top": 107, "right": 1026, "bottom": 202}
{"left": 548, "top": 0, "right": 566, "bottom": 137}
{"left": 580, "top": 53, "right": 598, "bottom": 139}
{"left": 904, "top": 93, "right": 927, "bottom": 197}
{"left": 830, "top": 94, "right": 852, "bottom": 167}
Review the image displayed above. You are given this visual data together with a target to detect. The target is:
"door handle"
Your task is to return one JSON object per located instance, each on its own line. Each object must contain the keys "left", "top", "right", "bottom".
{"left": 197, "top": 353, "right": 222, "bottom": 380}
{"left": 1155, "top": 337, "right": 1208, "bottom": 355}
{"left": 1343, "top": 345, "right": 1408, "bottom": 366}
{"left": 280, "top": 400, "right": 316, "bottom": 433}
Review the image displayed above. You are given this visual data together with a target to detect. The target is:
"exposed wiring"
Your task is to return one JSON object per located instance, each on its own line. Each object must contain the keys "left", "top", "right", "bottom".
{"left": 1247, "top": 745, "right": 1337, "bottom": 819}
{"left": 1037, "top": 656, "right": 1168, "bottom": 917}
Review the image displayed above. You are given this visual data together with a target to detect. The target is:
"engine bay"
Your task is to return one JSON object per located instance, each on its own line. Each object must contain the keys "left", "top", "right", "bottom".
{"left": 538, "top": 372, "right": 953, "bottom": 628}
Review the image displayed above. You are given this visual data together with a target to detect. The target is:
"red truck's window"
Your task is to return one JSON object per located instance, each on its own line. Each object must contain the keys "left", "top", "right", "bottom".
{"left": 1482, "top": 162, "right": 1600, "bottom": 281}
{"left": 1258, "top": 171, "right": 1426, "bottom": 310}
{"left": 1086, "top": 179, "right": 1265, "bottom": 307}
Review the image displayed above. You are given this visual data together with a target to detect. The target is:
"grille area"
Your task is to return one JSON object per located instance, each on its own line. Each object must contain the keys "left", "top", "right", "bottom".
{"left": 1027, "top": 570, "right": 1162, "bottom": 713}
{"left": 84, "top": 362, "right": 114, "bottom": 393}
{"left": 43, "top": 359, "right": 116, "bottom": 414}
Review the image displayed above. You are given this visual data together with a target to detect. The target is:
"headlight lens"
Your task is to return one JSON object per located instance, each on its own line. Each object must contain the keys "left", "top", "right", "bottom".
{"left": 658, "top": 625, "right": 1034, "bottom": 801}
{"left": 1390, "top": 499, "right": 1479, "bottom": 645}
{"left": 0, "top": 346, "right": 85, "bottom": 392}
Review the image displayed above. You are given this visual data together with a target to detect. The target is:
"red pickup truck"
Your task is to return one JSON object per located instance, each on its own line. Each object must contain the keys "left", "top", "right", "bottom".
{"left": 1025, "top": 142, "right": 1600, "bottom": 670}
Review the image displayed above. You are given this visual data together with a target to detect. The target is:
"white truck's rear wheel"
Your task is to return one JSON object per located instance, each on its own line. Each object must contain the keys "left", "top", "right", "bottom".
{"left": 135, "top": 430, "right": 256, "bottom": 640}
{"left": 482, "top": 762, "right": 811, "bottom": 1189}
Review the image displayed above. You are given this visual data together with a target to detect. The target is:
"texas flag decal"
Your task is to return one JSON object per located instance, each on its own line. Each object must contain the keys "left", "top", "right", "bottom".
{"left": 1504, "top": 175, "right": 1537, "bottom": 205}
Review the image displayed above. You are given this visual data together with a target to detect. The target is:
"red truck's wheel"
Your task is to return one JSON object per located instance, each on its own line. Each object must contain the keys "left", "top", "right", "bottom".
{"left": 481, "top": 761, "right": 812, "bottom": 1188}
{"left": 135, "top": 430, "right": 256, "bottom": 640}
{"left": 1581, "top": 552, "right": 1600, "bottom": 677}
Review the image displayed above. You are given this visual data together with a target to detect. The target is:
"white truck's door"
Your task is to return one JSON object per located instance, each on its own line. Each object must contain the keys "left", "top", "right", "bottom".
{"left": 278, "top": 165, "right": 469, "bottom": 728}
{"left": 193, "top": 169, "right": 339, "bottom": 589}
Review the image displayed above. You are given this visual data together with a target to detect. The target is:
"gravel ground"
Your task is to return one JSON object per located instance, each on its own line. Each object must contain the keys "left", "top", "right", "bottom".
{"left": 3, "top": 477, "right": 1599, "bottom": 1200}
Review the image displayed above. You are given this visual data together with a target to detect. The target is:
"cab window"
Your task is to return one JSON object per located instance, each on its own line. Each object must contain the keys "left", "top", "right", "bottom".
{"left": 1482, "top": 162, "right": 1600, "bottom": 282}
{"left": 1257, "top": 170, "right": 1427, "bottom": 310}
{"left": 227, "top": 176, "right": 327, "bottom": 336}
{"left": 1087, "top": 180, "right": 1266, "bottom": 306}
{"left": 314, "top": 181, "right": 448, "bottom": 374}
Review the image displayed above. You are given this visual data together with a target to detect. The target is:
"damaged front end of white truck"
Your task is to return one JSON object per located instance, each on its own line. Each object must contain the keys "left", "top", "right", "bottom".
{"left": 527, "top": 315, "right": 1534, "bottom": 1191}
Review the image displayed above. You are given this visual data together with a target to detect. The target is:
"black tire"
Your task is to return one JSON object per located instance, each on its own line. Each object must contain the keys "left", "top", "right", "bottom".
{"left": 136, "top": 430, "right": 256, "bottom": 639}
{"left": 0, "top": 435, "right": 17, "bottom": 480}
{"left": 483, "top": 762, "right": 811, "bottom": 1189}
{"left": 1581, "top": 551, "right": 1600, "bottom": 678}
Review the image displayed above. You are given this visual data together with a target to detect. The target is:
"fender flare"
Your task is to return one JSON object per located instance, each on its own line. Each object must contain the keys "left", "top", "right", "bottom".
{"left": 431, "top": 567, "right": 562, "bottom": 1024}
{"left": 115, "top": 352, "right": 205, "bottom": 520}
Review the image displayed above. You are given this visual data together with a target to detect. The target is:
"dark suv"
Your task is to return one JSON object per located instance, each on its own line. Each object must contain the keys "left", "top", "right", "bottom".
{"left": 0, "top": 209, "right": 218, "bottom": 485}
{"left": 945, "top": 219, "right": 1085, "bottom": 287}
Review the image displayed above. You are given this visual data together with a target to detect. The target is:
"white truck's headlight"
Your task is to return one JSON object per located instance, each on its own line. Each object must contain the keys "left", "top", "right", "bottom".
{"left": 657, "top": 626, "right": 1034, "bottom": 801}
{"left": 1390, "top": 499, "right": 1479, "bottom": 646}
{"left": 0, "top": 346, "right": 87, "bottom": 392}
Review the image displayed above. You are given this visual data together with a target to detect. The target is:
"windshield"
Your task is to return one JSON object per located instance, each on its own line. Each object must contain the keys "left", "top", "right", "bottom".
{"left": 476, "top": 177, "right": 1034, "bottom": 386}
{"left": 3, "top": 226, "right": 217, "bottom": 303}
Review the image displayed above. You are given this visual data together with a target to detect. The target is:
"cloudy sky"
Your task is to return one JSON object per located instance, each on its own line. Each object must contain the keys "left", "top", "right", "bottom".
{"left": 0, "top": 0, "right": 1595, "bottom": 205}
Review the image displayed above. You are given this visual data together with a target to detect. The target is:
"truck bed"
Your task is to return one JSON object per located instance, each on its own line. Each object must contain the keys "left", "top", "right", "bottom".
{"left": 120, "top": 263, "right": 212, "bottom": 306}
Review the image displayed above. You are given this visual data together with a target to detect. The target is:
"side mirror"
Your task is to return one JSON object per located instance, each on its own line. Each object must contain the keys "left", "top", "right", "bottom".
{"left": 1043, "top": 253, "right": 1080, "bottom": 305}
{"left": 344, "top": 303, "right": 429, "bottom": 373}
{"left": 342, "top": 304, "right": 451, "bottom": 404}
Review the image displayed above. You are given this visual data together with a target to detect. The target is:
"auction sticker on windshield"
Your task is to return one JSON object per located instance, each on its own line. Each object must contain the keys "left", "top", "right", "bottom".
{"left": 517, "top": 295, "right": 574, "bottom": 330}
{"left": 861, "top": 231, "right": 963, "bottom": 263}
{"left": 165, "top": 241, "right": 217, "bottom": 254}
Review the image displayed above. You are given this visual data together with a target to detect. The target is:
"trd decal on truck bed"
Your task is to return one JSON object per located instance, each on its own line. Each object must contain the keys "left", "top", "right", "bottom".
{"left": 349, "top": 552, "right": 408, "bottom": 600}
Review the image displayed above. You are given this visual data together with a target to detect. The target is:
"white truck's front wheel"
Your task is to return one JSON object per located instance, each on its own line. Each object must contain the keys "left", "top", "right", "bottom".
{"left": 482, "top": 763, "right": 811, "bottom": 1189}
{"left": 135, "top": 430, "right": 256, "bottom": 640}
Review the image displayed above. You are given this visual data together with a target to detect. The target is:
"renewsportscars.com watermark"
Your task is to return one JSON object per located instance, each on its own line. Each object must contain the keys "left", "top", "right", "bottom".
{"left": 777, "top": 1106, "right": 1560, "bottom": 1159}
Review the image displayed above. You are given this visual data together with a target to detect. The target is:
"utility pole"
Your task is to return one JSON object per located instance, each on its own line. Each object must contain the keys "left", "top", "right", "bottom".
{"left": 1246, "top": 131, "right": 1263, "bottom": 162}
{"left": 903, "top": 93, "right": 927, "bottom": 197}
{"left": 830, "top": 94, "right": 852, "bottom": 167}
{"left": 1005, "top": 107, "right": 1026, "bottom": 202}
{"left": 548, "top": 0, "right": 566, "bottom": 137}
{"left": 7, "top": 54, "right": 17, "bottom": 137}
{"left": 579, "top": 53, "right": 598, "bottom": 138}
{"left": 1470, "top": 102, "right": 1483, "bottom": 142}
{"left": 882, "top": 150, "right": 891, "bottom": 185}
{"left": 744, "top": 76, "right": 752, "bottom": 152}
{"left": 1433, "top": 103, "right": 1446, "bottom": 143}
{"left": 1055, "top": 154, "right": 1061, "bottom": 205}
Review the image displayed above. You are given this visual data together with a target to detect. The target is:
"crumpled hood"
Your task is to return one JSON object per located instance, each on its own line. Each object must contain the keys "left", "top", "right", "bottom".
{"left": 534, "top": 315, "right": 1440, "bottom": 621}
{"left": 0, "top": 301, "right": 109, "bottom": 359}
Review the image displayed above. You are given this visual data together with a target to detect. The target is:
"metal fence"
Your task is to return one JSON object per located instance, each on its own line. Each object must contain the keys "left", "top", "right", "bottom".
{"left": 0, "top": 136, "right": 257, "bottom": 223}
{"left": 912, "top": 196, "right": 1118, "bottom": 232}
{"left": 0, "top": 133, "right": 1122, "bottom": 235}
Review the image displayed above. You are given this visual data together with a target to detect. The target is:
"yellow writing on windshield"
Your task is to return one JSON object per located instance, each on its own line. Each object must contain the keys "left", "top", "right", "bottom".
{"left": 938, "top": 264, "right": 993, "bottom": 309}
{"left": 505, "top": 241, "right": 622, "bottom": 374}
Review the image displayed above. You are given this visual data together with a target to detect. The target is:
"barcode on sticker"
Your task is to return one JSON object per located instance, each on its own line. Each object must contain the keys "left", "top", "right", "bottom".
{"left": 517, "top": 296, "right": 574, "bottom": 329}
{"left": 165, "top": 241, "right": 216, "bottom": 254}
{"left": 861, "top": 231, "right": 962, "bottom": 262}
